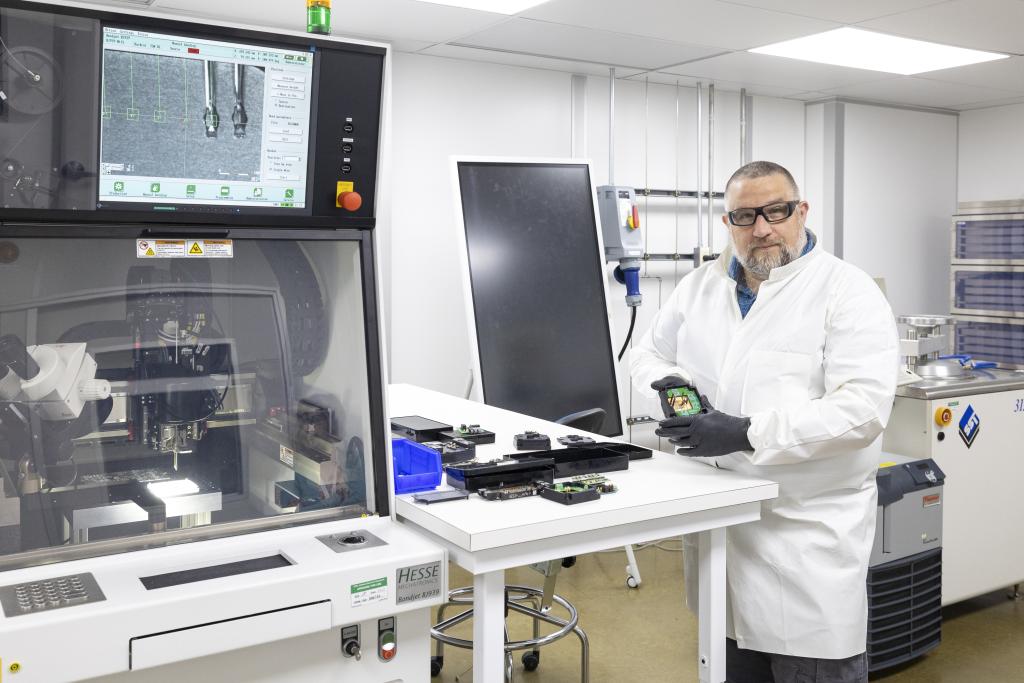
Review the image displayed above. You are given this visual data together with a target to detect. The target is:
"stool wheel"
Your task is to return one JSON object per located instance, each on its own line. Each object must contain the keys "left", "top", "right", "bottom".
{"left": 522, "top": 650, "right": 540, "bottom": 671}
{"left": 430, "top": 655, "right": 443, "bottom": 677}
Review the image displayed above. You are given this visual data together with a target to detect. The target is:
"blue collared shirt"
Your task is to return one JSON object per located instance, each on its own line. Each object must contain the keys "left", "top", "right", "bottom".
{"left": 728, "top": 229, "right": 816, "bottom": 319}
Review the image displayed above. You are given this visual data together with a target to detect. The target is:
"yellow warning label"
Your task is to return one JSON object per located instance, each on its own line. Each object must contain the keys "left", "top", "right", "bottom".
{"left": 335, "top": 181, "right": 355, "bottom": 208}
{"left": 879, "top": 461, "right": 897, "bottom": 469}
{"left": 189, "top": 242, "right": 204, "bottom": 255}
{"left": 145, "top": 248, "right": 155, "bottom": 256}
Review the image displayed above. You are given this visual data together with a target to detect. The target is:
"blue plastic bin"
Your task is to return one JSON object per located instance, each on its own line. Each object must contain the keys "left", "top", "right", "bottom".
{"left": 392, "top": 438, "right": 442, "bottom": 494}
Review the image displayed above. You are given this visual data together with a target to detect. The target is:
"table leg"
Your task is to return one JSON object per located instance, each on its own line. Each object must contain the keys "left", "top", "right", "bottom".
{"left": 473, "top": 569, "right": 506, "bottom": 683}
{"left": 697, "top": 528, "right": 726, "bottom": 683}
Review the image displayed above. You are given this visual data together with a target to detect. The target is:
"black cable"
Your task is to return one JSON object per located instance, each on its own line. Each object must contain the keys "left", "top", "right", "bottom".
{"left": 617, "top": 307, "right": 638, "bottom": 362}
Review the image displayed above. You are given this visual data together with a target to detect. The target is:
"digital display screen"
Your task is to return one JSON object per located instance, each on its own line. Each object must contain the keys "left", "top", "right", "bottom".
{"left": 457, "top": 162, "right": 624, "bottom": 437}
{"left": 98, "top": 27, "right": 314, "bottom": 210}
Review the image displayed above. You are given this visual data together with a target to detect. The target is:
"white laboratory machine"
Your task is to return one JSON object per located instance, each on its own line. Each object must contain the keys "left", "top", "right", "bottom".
{"left": 883, "top": 315, "right": 1024, "bottom": 606}
{"left": 0, "top": 2, "right": 445, "bottom": 681}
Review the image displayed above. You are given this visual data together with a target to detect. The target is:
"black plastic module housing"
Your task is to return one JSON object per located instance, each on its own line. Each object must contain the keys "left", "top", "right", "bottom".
{"left": 390, "top": 416, "right": 454, "bottom": 443}
{"left": 513, "top": 431, "right": 551, "bottom": 450}
{"left": 445, "top": 458, "right": 555, "bottom": 491}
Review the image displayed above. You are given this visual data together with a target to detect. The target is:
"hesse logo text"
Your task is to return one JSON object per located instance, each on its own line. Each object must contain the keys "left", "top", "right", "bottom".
{"left": 399, "top": 565, "right": 439, "bottom": 583}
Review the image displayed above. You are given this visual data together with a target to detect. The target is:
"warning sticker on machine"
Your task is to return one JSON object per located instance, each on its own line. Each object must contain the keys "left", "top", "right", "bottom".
{"left": 279, "top": 445, "right": 296, "bottom": 467}
{"left": 396, "top": 561, "right": 442, "bottom": 605}
{"left": 136, "top": 239, "right": 233, "bottom": 258}
{"left": 186, "top": 239, "right": 234, "bottom": 258}
{"left": 351, "top": 577, "right": 388, "bottom": 607}
{"left": 137, "top": 239, "right": 185, "bottom": 258}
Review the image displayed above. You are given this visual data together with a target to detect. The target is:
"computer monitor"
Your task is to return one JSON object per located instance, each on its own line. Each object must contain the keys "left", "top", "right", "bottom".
{"left": 98, "top": 27, "right": 315, "bottom": 212}
{"left": 454, "top": 159, "right": 624, "bottom": 437}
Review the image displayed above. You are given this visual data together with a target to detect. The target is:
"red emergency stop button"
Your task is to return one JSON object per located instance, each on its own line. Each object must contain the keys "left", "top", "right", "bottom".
{"left": 338, "top": 191, "right": 363, "bottom": 212}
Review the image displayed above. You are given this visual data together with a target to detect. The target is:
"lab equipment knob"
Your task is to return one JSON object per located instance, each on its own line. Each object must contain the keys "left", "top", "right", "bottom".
{"left": 344, "top": 640, "right": 362, "bottom": 661}
{"left": 79, "top": 378, "right": 112, "bottom": 402}
{"left": 338, "top": 191, "right": 362, "bottom": 212}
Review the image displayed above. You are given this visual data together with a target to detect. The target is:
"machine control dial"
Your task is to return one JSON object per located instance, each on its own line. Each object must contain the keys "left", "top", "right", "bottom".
{"left": 341, "top": 625, "right": 362, "bottom": 660}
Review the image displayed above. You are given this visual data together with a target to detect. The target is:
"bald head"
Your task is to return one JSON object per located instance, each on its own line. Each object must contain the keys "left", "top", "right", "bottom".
{"left": 724, "top": 161, "right": 800, "bottom": 208}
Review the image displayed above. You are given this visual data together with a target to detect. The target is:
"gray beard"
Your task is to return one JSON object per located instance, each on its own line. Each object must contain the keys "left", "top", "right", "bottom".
{"left": 734, "top": 230, "right": 807, "bottom": 280}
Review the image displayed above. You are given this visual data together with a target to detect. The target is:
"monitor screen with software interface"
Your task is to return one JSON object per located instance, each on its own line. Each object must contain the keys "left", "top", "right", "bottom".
{"left": 98, "top": 27, "right": 314, "bottom": 211}
{"left": 457, "top": 161, "right": 623, "bottom": 437}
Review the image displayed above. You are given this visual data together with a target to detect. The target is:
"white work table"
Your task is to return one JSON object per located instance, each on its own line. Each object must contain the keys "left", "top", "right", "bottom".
{"left": 389, "top": 384, "right": 778, "bottom": 683}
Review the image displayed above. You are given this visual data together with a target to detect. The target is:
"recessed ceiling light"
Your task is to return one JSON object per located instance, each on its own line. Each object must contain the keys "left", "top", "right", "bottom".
{"left": 749, "top": 27, "right": 1007, "bottom": 75}
{"left": 413, "top": 0, "right": 551, "bottom": 14}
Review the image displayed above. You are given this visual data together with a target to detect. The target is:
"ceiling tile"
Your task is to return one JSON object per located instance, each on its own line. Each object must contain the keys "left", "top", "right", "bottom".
{"left": 153, "top": 0, "right": 509, "bottom": 44}
{"left": 387, "top": 39, "right": 438, "bottom": 53}
{"left": 660, "top": 51, "right": 889, "bottom": 92}
{"left": 858, "top": 0, "right": 1024, "bottom": 53}
{"left": 914, "top": 56, "right": 1024, "bottom": 93}
{"left": 821, "top": 76, "right": 1020, "bottom": 109}
{"left": 453, "top": 18, "right": 723, "bottom": 70}
{"left": 520, "top": 0, "right": 838, "bottom": 51}
{"left": 418, "top": 43, "right": 644, "bottom": 77}
{"left": 628, "top": 71, "right": 808, "bottom": 98}
{"left": 715, "top": 0, "right": 949, "bottom": 24}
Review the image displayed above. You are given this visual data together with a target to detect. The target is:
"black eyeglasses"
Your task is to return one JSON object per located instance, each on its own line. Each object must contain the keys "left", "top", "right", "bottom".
{"left": 727, "top": 200, "right": 800, "bottom": 227}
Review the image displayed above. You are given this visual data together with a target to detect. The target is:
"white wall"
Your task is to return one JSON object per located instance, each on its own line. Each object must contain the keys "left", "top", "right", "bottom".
{"left": 387, "top": 53, "right": 806, "bottom": 446}
{"left": 842, "top": 104, "right": 957, "bottom": 317}
{"left": 388, "top": 54, "right": 572, "bottom": 399}
{"left": 806, "top": 102, "right": 958, "bottom": 317}
{"left": 958, "top": 102, "right": 1024, "bottom": 202}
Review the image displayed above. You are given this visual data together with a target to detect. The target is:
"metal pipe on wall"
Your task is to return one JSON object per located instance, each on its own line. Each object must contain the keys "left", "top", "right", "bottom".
{"left": 674, "top": 80, "right": 681, "bottom": 281}
{"left": 740, "top": 87, "right": 748, "bottom": 166}
{"left": 707, "top": 83, "right": 715, "bottom": 252}
{"left": 608, "top": 67, "right": 616, "bottom": 184}
{"left": 696, "top": 82, "right": 703, "bottom": 248}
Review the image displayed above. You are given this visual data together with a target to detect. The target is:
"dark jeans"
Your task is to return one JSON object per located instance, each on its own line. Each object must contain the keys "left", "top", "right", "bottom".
{"left": 726, "top": 639, "right": 868, "bottom": 683}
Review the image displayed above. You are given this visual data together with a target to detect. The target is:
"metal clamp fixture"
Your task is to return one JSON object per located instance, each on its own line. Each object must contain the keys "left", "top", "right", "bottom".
{"left": 897, "top": 315, "right": 956, "bottom": 375}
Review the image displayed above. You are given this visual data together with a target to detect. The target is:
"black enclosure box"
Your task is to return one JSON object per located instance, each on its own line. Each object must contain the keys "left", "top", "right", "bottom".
{"left": 445, "top": 458, "right": 555, "bottom": 491}
{"left": 390, "top": 416, "right": 454, "bottom": 443}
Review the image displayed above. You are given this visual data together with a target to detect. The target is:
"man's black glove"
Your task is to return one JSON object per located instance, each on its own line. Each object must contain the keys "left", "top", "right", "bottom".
{"left": 655, "top": 395, "right": 753, "bottom": 458}
{"left": 650, "top": 375, "right": 688, "bottom": 393}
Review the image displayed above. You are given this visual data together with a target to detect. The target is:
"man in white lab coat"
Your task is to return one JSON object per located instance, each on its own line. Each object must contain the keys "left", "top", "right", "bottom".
{"left": 630, "top": 161, "right": 898, "bottom": 682}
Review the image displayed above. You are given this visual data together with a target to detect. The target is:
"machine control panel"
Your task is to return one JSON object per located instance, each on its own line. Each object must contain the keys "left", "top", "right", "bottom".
{"left": 596, "top": 185, "right": 644, "bottom": 260}
{"left": 310, "top": 48, "right": 383, "bottom": 220}
{"left": 377, "top": 616, "right": 397, "bottom": 661}
{"left": 0, "top": 573, "right": 105, "bottom": 617}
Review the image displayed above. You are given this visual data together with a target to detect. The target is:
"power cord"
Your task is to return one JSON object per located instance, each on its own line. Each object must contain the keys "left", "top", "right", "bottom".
{"left": 617, "top": 306, "right": 638, "bottom": 362}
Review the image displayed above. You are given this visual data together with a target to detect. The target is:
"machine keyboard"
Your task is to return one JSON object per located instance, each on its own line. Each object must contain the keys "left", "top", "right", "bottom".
{"left": 0, "top": 573, "right": 105, "bottom": 617}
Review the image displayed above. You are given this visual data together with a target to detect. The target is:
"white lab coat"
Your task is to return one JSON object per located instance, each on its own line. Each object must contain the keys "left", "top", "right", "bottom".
{"left": 630, "top": 235, "right": 899, "bottom": 659}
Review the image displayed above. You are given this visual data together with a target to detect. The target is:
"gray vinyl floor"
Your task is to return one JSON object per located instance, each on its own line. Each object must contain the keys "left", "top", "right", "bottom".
{"left": 429, "top": 543, "right": 1024, "bottom": 682}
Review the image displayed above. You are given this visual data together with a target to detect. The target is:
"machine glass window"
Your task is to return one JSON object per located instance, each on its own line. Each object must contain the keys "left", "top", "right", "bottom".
{"left": 0, "top": 6, "right": 101, "bottom": 210}
{"left": 0, "top": 235, "right": 375, "bottom": 561}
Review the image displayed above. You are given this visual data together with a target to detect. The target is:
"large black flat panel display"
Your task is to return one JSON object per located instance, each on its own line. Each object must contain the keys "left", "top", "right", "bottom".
{"left": 458, "top": 162, "right": 622, "bottom": 437}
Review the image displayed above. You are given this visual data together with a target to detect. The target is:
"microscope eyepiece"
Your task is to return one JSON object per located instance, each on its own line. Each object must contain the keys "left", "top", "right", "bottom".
{"left": 0, "top": 334, "right": 39, "bottom": 380}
